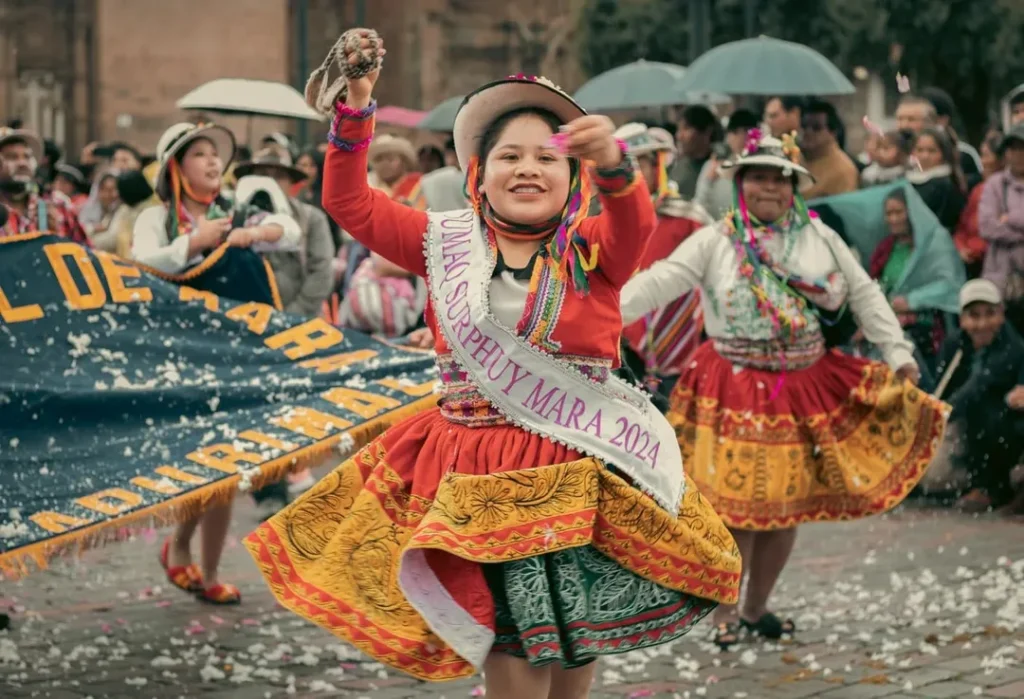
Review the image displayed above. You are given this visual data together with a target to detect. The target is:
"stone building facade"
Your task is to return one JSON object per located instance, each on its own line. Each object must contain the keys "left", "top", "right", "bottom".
{"left": 0, "top": 0, "right": 585, "bottom": 155}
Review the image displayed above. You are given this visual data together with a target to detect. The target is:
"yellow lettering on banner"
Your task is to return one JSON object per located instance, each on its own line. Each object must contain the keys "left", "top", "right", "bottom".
{"left": 75, "top": 488, "right": 143, "bottom": 516}
{"left": 239, "top": 430, "right": 298, "bottom": 451}
{"left": 186, "top": 443, "right": 265, "bottom": 473}
{"left": 299, "top": 349, "right": 378, "bottom": 373}
{"left": 377, "top": 377, "right": 436, "bottom": 397}
{"left": 272, "top": 407, "right": 353, "bottom": 439}
{"left": 44, "top": 242, "right": 107, "bottom": 310}
{"left": 29, "top": 511, "right": 93, "bottom": 533}
{"left": 179, "top": 286, "right": 220, "bottom": 312}
{"left": 265, "top": 318, "right": 343, "bottom": 359}
{"left": 95, "top": 253, "right": 154, "bottom": 303}
{"left": 0, "top": 284, "right": 44, "bottom": 323}
{"left": 154, "top": 465, "right": 210, "bottom": 484}
{"left": 321, "top": 386, "right": 401, "bottom": 419}
{"left": 131, "top": 476, "right": 183, "bottom": 495}
{"left": 225, "top": 302, "right": 274, "bottom": 335}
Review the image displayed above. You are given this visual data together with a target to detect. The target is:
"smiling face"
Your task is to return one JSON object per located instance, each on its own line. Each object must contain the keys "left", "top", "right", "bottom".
{"left": 960, "top": 302, "right": 1004, "bottom": 350}
{"left": 178, "top": 137, "right": 224, "bottom": 197}
{"left": 479, "top": 112, "right": 570, "bottom": 225}
{"left": 740, "top": 166, "right": 793, "bottom": 222}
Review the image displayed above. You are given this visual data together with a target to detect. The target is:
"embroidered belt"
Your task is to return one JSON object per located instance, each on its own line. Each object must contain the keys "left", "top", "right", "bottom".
{"left": 713, "top": 334, "right": 826, "bottom": 372}
{"left": 436, "top": 352, "right": 613, "bottom": 427}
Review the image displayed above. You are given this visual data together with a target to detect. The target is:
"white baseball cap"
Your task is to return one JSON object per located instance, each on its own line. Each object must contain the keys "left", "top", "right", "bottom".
{"left": 959, "top": 279, "right": 1002, "bottom": 310}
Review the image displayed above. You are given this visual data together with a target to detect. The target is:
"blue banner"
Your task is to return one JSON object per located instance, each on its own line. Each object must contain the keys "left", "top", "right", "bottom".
{"left": 0, "top": 233, "right": 436, "bottom": 578}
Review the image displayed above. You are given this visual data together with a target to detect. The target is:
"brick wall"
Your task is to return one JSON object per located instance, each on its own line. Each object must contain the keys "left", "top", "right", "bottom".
{"left": 93, "top": 0, "right": 291, "bottom": 155}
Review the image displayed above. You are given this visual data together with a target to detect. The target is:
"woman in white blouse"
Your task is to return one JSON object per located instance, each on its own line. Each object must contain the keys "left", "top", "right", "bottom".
{"left": 621, "top": 130, "right": 949, "bottom": 649}
{"left": 133, "top": 122, "right": 300, "bottom": 606}
{"left": 132, "top": 122, "right": 300, "bottom": 277}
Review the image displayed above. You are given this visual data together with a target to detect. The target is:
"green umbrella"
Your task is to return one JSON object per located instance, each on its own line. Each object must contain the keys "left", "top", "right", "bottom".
{"left": 573, "top": 60, "right": 729, "bottom": 110}
{"left": 418, "top": 95, "right": 465, "bottom": 132}
{"left": 672, "top": 36, "right": 855, "bottom": 97}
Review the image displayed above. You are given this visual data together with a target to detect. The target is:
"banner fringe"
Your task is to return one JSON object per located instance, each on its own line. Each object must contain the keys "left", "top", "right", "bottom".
{"left": 0, "top": 394, "right": 438, "bottom": 581}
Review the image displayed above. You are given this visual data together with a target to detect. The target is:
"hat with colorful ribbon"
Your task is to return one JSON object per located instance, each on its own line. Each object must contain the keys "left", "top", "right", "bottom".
{"left": 721, "top": 128, "right": 814, "bottom": 188}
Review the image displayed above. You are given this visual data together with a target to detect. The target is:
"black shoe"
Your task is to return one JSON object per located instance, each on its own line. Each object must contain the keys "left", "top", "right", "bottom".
{"left": 0, "top": 613, "right": 10, "bottom": 631}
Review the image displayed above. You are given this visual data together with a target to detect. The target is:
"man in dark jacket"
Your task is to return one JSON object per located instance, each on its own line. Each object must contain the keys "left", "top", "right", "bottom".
{"left": 930, "top": 279, "right": 1024, "bottom": 509}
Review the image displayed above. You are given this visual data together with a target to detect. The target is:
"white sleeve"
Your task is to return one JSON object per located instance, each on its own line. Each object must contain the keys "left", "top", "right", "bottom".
{"left": 620, "top": 224, "right": 715, "bottom": 324}
{"left": 814, "top": 222, "right": 916, "bottom": 370}
{"left": 251, "top": 213, "right": 301, "bottom": 253}
{"left": 131, "top": 207, "right": 192, "bottom": 274}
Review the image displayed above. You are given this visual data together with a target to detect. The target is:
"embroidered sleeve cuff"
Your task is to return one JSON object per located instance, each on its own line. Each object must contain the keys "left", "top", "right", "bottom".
{"left": 328, "top": 100, "right": 377, "bottom": 152}
{"left": 592, "top": 153, "right": 641, "bottom": 197}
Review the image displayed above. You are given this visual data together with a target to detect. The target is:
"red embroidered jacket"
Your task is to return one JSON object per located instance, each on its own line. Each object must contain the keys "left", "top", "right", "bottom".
{"left": 325, "top": 109, "right": 657, "bottom": 366}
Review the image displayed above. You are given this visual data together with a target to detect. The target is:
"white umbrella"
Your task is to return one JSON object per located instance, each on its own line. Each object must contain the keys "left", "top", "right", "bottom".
{"left": 177, "top": 79, "right": 325, "bottom": 121}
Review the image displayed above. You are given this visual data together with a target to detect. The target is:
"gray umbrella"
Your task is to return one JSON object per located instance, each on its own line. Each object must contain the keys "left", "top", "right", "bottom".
{"left": 574, "top": 60, "right": 729, "bottom": 110}
{"left": 418, "top": 95, "right": 465, "bottom": 132}
{"left": 672, "top": 36, "right": 855, "bottom": 97}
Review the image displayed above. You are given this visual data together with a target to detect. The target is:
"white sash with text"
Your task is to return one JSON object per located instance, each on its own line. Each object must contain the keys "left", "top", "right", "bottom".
{"left": 425, "top": 209, "right": 684, "bottom": 514}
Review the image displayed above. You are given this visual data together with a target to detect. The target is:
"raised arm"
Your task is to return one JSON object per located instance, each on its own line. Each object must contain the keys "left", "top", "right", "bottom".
{"left": 321, "top": 104, "right": 428, "bottom": 277}
{"left": 579, "top": 161, "right": 657, "bottom": 288}
{"left": 620, "top": 224, "right": 715, "bottom": 324}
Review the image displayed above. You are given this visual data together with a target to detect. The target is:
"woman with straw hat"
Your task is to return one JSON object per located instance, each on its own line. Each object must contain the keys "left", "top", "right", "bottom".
{"left": 131, "top": 122, "right": 300, "bottom": 276}
{"left": 245, "top": 29, "right": 741, "bottom": 697}
{"left": 134, "top": 121, "right": 301, "bottom": 606}
{"left": 621, "top": 130, "right": 949, "bottom": 648}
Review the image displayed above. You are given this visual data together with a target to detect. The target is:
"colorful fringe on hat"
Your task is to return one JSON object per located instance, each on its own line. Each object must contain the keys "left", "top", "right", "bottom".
{"left": 464, "top": 155, "right": 597, "bottom": 295}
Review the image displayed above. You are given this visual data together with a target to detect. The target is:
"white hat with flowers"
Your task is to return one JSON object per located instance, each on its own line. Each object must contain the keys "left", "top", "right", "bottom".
{"left": 720, "top": 128, "right": 815, "bottom": 188}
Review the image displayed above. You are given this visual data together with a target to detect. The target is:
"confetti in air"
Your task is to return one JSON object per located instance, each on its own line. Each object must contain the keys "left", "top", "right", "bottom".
{"left": 896, "top": 72, "right": 911, "bottom": 93}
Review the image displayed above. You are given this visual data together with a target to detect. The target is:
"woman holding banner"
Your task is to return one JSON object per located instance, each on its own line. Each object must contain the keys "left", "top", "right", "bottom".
{"left": 246, "top": 29, "right": 741, "bottom": 697}
{"left": 620, "top": 130, "right": 949, "bottom": 649}
{"left": 132, "top": 122, "right": 302, "bottom": 606}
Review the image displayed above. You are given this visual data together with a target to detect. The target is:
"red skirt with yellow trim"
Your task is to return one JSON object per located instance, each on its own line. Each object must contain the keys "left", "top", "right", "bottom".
{"left": 667, "top": 342, "right": 948, "bottom": 531}
{"left": 244, "top": 407, "right": 741, "bottom": 681}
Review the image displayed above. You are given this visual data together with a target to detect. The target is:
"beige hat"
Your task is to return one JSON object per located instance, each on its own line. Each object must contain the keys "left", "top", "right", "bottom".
{"left": 154, "top": 122, "right": 236, "bottom": 199}
{"left": 959, "top": 279, "right": 1002, "bottom": 310}
{"left": 368, "top": 134, "right": 417, "bottom": 169}
{"left": 452, "top": 75, "right": 586, "bottom": 171}
{"left": 234, "top": 148, "right": 308, "bottom": 184}
{"left": 0, "top": 126, "right": 42, "bottom": 159}
{"left": 720, "top": 130, "right": 814, "bottom": 189}
{"left": 614, "top": 122, "right": 677, "bottom": 164}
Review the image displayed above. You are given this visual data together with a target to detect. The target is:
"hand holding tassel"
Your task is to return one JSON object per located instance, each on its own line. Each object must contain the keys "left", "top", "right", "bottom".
{"left": 305, "top": 28, "right": 387, "bottom": 115}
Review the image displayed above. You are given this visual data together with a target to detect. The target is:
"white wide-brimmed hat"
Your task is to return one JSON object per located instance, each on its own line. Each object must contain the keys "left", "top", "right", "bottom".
{"left": 0, "top": 126, "right": 43, "bottom": 160}
{"left": 368, "top": 134, "right": 417, "bottom": 169}
{"left": 452, "top": 75, "right": 586, "bottom": 170}
{"left": 720, "top": 129, "right": 815, "bottom": 189}
{"left": 153, "top": 122, "right": 236, "bottom": 199}
{"left": 614, "top": 122, "right": 677, "bottom": 164}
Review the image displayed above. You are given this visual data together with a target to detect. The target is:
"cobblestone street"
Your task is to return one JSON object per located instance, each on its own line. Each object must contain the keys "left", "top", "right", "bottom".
{"left": 3, "top": 502, "right": 1023, "bottom": 699}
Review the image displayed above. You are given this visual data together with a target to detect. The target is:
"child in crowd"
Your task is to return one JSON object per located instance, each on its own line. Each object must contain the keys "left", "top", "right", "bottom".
{"left": 861, "top": 129, "right": 913, "bottom": 187}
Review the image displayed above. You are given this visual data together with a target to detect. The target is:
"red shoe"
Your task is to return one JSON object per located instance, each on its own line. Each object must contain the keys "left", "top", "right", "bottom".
{"left": 159, "top": 537, "right": 204, "bottom": 593}
{"left": 197, "top": 583, "right": 241, "bottom": 605}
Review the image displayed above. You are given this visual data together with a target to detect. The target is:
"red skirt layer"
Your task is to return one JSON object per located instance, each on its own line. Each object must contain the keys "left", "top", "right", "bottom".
{"left": 667, "top": 342, "right": 949, "bottom": 531}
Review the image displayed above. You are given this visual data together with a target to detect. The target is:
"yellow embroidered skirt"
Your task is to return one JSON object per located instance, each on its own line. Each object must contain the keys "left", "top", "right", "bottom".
{"left": 667, "top": 342, "right": 949, "bottom": 531}
{"left": 245, "top": 407, "right": 741, "bottom": 681}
